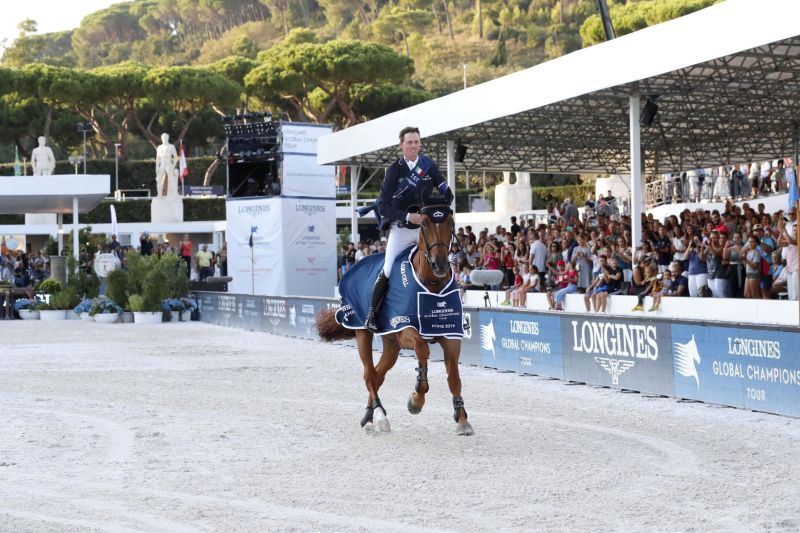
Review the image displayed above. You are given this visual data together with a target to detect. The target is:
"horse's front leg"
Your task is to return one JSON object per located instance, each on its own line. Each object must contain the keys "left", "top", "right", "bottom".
{"left": 400, "top": 332, "right": 429, "bottom": 415}
{"left": 356, "top": 330, "right": 383, "bottom": 430}
{"left": 441, "top": 338, "right": 474, "bottom": 436}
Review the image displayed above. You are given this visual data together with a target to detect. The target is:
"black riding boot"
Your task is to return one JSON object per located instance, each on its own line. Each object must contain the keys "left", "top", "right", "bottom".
{"left": 364, "top": 271, "right": 389, "bottom": 333}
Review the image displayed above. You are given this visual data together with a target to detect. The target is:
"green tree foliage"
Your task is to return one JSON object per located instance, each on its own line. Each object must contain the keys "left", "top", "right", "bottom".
{"left": 246, "top": 40, "right": 413, "bottom": 126}
{"left": 580, "top": 0, "right": 722, "bottom": 46}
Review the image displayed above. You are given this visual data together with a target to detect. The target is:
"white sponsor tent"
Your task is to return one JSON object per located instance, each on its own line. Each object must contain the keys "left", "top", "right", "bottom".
{"left": 317, "top": 0, "right": 800, "bottom": 251}
{"left": 0, "top": 175, "right": 109, "bottom": 262}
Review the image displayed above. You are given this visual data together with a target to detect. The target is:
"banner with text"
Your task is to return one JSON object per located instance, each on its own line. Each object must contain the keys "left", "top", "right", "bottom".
{"left": 281, "top": 123, "right": 334, "bottom": 198}
{"left": 226, "top": 197, "right": 284, "bottom": 296}
{"left": 281, "top": 198, "right": 337, "bottom": 297}
{"left": 478, "top": 309, "right": 564, "bottom": 378}
{"left": 561, "top": 316, "right": 674, "bottom": 396}
{"left": 671, "top": 324, "right": 800, "bottom": 417}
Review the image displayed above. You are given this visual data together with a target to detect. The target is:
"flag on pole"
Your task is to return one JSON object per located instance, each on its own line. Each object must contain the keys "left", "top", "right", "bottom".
{"left": 110, "top": 204, "right": 118, "bottom": 239}
{"left": 13, "top": 146, "right": 21, "bottom": 176}
{"left": 179, "top": 142, "right": 189, "bottom": 183}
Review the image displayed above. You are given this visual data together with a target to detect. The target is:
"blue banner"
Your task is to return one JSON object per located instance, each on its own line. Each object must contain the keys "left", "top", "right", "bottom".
{"left": 672, "top": 324, "right": 800, "bottom": 417}
{"left": 478, "top": 309, "right": 563, "bottom": 378}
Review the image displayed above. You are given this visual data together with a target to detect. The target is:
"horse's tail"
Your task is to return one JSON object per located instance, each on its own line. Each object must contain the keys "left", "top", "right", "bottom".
{"left": 316, "top": 308, "right": 356, "bottom": 342}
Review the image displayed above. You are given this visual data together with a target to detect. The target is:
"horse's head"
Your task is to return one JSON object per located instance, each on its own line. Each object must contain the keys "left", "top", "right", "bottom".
{"left": 419, "top": 204, "right": 454, "bottom": 278}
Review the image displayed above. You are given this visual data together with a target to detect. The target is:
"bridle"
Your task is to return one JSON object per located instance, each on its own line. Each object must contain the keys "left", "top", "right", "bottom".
{"left": 417, "top": 205, "right": 461, "bottom": 275}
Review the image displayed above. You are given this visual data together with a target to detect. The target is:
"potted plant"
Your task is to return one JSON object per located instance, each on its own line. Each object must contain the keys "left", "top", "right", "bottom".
{"left": 106, "top": 269, "right": 133, "bottom": 323}
{"left": 180, "top": 296, "right": 197, "bottom": 321}
{"left": 40, "top": 287, "right": 79, "bottom": 321}
{"left": 89, "top": 296, "right": 123, "bottom": 324}
{"left": 161, "top": 298, "right": 184, "bottom": 322}
{"left": 14, "top": 298, "right": 40, "bottom": 320}
{"left": 129, "top": 293, "right": 161, "bottom": 324}
{"left": 74, "top": 298, "right": 94, "bottom": 321}
{"left": 37, "top": 278, "right": 62, "bottom": 295}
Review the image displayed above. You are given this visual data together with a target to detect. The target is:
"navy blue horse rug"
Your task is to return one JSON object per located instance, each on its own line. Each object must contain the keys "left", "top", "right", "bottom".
{"left": 335, "top": 245, "right": 464, "bottom": 339}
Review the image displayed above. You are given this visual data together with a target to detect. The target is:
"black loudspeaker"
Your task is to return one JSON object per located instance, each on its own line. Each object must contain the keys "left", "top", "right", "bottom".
{"left": 640, "top": 100, "right": 658, "bottom": 126}
{"left": 454, "top": 143, "right": 467, "bottom": 163}
{"left": 228, "top": 161, "right": 279, "bottom": 197}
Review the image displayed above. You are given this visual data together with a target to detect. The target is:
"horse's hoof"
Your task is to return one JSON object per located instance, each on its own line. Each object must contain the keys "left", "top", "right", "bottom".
{"left": 407, "top": 393, "right": 424, "bottom": 414}
{"left": 374, "top": 406, "right": 391, "bottom": 432}
{"left": 456, "top": 420, "right": 474, "bottom": 436}
{"left": 363, "top": 422, "right": 375, "bottom": 434}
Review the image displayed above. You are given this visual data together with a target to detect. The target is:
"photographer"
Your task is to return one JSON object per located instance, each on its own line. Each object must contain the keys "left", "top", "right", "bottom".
{"left": 686, "top": 233, "right": 709, "bottom": 297}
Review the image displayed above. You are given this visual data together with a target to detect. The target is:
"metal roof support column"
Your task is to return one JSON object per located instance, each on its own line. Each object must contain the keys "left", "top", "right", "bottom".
{"left": 350, "top": 166, "right": 360, "bottom": 244}
{"left": 446, "top": 140, "right": 456, "bottom": 211}
{"left": 629, "top": 95, "right": 643, "bottom": 266}
{"left": 72, "top": 196, "right": 80, "bottom": 268}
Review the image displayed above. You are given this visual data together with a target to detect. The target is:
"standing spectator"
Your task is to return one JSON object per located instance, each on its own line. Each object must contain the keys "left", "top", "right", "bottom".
{"left": 179, "top": 234, "right": 193, "bottom": 277}
{"left": 686, "top": 235, "right": 709, "bottom": 297}
{"left": 731, "top": 165, "right": 743, "bottom": 200}
{"left": 109, "top": 234, "right": 122, "bottom": 261}
{"left": 749, "top": 161, "right": 760, "bottom": 198}
{"left": 509, "top": 216, "right": 521, "bottom": 239}
{"left": 140, "top": 233, "right": 154, "bottom": 256}
{"left": 780, "top": 218, "right": 797, "bottom": 300}
{"left": 218, "top": 244, "right": 228, "bottom": 277}
{"left": 707, "top": 231, "right": 727, "bottom": 297}
{"left": 195, "top": 244, "right": 214, "bottom": 281}
{"left": 571, "top": 234, "right": 591, "bottom": 292}
{"left": 724, "top": 232, "right": 745, "bottom": 298}
{"left": 530, "top": 231, "right": 547, "bottom": 287}
{"left": 744, "top": 235, "right": 762, "bottom": 299}
{"left": 655, "top": 226, "right": 671, "bottom": 273}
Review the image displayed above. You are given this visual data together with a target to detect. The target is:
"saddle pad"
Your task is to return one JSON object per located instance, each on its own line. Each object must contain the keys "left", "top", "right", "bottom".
{"left": 335, "top": 245, "right": 464, "bottom": 338}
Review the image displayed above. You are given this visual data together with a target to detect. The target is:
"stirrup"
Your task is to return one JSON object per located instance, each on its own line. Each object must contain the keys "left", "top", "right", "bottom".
{"left": 415, "top": 366, "right": 428, "bottom": 393}
{"left": 364, "top": 307, "right": 379, "bottom": 333}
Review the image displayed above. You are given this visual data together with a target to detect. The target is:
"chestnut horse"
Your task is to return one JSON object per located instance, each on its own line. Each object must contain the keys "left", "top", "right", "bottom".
{"left": 316, "top": 205, "right": 474, "bottom": 436}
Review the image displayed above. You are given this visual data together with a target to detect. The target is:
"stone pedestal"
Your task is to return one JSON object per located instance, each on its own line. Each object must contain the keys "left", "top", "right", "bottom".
{"left": 25, "top": 213, "right": 57, "bottom": 226}
{"left": 151, "top": 196, "right": 184, "bottom": 223}
{"left": 494, "top": 171, "right": 532, "bottom": 215}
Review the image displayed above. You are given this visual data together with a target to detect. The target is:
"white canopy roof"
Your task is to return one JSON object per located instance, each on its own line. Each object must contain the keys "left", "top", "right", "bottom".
{"left": 0, "top": 175, "right": 110, "bottom": 214}
{"left": 318, "top": 0, "right": 800, "bottom": 173}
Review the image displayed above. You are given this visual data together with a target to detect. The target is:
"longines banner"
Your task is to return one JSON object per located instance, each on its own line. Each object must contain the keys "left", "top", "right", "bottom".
{"left": 226, "top": 197, "right": 336, "bottom": 298}
{"left": 672, "top": 324, "right": 800, "bottom": 417}
{"left": 226, "top": 197, "right": 284, "bottom": 296}
{"left": 281, "top": 198, "right": 337, "bottom": 298}
{"left": 478, "top": 309, "right": 564, "bottom": 378}
{"left": 281, "top": 123, "right": 335, "bottom": 198}
{"left": 195, "top": 295, "right": 800, "bottom": 419}
{"left": 560, "top": 316, "right": 674, "bottom": 396}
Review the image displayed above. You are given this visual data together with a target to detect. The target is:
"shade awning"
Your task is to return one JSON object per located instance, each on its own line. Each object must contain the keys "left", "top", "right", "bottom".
{"left": 0, "top": 175, "right": 110, "bottom": 214}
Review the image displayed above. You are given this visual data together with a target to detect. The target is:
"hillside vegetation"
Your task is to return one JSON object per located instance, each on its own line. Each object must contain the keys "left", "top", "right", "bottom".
{"left": 0, "top": 0, "right": 719, "bottom": 164}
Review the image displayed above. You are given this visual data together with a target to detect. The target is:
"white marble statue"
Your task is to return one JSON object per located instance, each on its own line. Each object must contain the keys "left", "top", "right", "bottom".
{"left": 155, "top": 133, "right": 180, "bottom": 197}
{"left": 31, "top": 136, "right": 55, "bottom": 176}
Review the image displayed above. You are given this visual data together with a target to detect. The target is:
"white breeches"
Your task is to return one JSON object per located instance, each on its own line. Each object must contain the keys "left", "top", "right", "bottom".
{"left": 383, "top": 223, "right": 420, "bottom": 277}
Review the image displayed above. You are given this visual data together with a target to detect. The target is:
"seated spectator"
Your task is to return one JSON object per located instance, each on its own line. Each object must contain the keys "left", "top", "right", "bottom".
{"left": 546, "top": 260, "right": 569, "bottom": 310}
{"left": 551, "top": 260, "right": 578, "bottom": 311}
{"left": 631, "top": 264, "right": 663, "bottom": 312}
{"left": 501, "top": 266, "right": 522, "bottom": 306}
{"left": 584, "top": 255, "right": 609, "bottom": 312}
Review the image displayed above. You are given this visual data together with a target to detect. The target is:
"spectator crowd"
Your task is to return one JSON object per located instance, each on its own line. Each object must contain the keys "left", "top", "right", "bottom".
{"left": 1, "top": 233, "right": 228, "bottom": 288}
{"left": 340, "top": 189, "right": 799, "bottom": 312}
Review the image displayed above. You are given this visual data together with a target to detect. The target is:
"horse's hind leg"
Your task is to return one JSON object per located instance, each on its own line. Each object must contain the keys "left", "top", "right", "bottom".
{"left": 371, "top": 335, "right": 400, "bottom": 432}
{"left": 441, "top": 338, "right": 474, "bottom": 436}
{"left": 406, "top": 334, "right": 430, "bottom": 415}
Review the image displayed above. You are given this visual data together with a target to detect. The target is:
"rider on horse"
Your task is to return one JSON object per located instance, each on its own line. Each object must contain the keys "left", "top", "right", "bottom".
{"left": 362, "top": 126, "right": 454, "bottom": 333}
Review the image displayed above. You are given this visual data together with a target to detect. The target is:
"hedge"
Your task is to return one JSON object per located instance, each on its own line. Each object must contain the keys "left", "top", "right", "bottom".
{"left": 61, "top": 198, "right": 226, "bottom": 224}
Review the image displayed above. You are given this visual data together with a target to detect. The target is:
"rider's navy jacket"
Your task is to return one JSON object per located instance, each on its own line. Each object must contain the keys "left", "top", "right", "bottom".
{"left": 375, "top": 155, "right": 452, "bottom": 231}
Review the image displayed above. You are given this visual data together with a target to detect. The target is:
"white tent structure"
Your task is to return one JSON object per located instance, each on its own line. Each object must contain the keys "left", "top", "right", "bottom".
{"left": 0, "top": 175, "right": 109, "bottom": 262}
{"left": 317, "top": 0, "right": 800, "bottom": 250}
